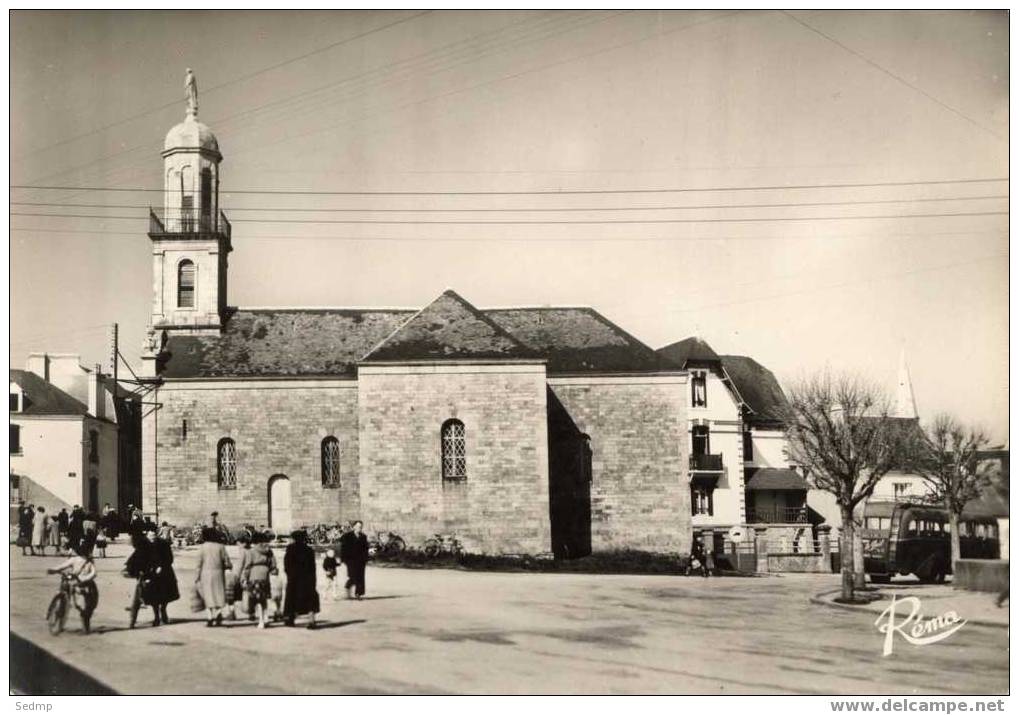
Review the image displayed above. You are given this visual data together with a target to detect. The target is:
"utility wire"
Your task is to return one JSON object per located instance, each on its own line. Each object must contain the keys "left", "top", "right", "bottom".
{"left": 9, "top": 176, "right": 1009, "bottom": 196}
{"left": 9, "top": 226, "right": 1006, "bottom": 242}
{"left": 11, "top": 11, "right": 431, "bottom": 163}
{"left": 782, "top": 11, "right": 1005, "bottom": 143}
{"left": 9, "top": 210, "right": 1009, "bottom": 224}
{"left": 8, "top": 194, "right": 1009, "bottom": 213}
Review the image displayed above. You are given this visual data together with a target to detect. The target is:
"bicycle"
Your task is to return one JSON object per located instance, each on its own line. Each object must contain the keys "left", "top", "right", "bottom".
{"left": 369, "top": 530, "right": 406, "bottom": 556}
{"left": 46, "top": 573, "right": 95, "bottom": 635}
{"left": 422, "top": 533, "right": 462, "bottom": 558}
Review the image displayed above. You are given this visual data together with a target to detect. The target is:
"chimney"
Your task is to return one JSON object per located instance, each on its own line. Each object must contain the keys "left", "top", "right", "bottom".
{"left": 89, "top": 364, "right": 105, "bottom": 420}
{"left": 26, "top": 353, "right": 51, "bottom": 382}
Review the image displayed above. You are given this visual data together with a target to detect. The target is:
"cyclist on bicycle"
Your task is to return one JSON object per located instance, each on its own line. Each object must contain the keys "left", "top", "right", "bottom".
{"left": 47, "top": 543, "right": 99, "bottom": 624}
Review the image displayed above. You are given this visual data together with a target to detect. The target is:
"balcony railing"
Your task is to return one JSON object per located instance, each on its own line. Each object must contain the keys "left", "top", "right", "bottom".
{"left": 149, "top": 208, "right": 231, "bottom": 240}
{"left": 746, "top": 507, "right": 808, "bottom": 524}
{"left": 690, "top": 453, "right": 723, "bottom": 472}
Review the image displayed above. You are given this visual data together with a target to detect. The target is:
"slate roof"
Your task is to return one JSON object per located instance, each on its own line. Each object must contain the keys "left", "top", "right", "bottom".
{"left": 160, "top": 308, "right": 415, "bottom": 378}
{"left": 363, "top": 290, "right": 538, "bottom": 362}
{"left": 720, "top": 355, "right": 790, "bottom": 427}
{"left": 158, "top": 291, "right": 678, "bottom": 378}
{"left": 485, "top": 307, "right": 674, "bottom": 374}
{"left": 656, "top": 336, "right": 720, "bottom": 368}
{"left": 9, "top": 370, "right": 89, "bottom": 416}
{"left": 745, "top": 467, "right": 809, "bottom": 491}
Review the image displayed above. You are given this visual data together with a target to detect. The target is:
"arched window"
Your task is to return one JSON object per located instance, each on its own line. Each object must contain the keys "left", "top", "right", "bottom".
{"left": 441, "top": 419, "right": 466, "bottom": 480}
{"left": 89, "top": 429, "right": 99, "bottom": 464}
{"left": 321, "top": 436, "right": 340, "bottom": 488}
{"left": 178, "top": 260, "right": 196, "bottom": 308}
{"left": 217, "top": 438, "right": 237, "bottom": 489}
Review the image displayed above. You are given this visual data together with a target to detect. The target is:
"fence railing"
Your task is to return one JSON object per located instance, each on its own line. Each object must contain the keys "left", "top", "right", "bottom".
{"left": 689, "top": 453, "right": 723, "bottom": 472}
{"left": 149, "top": 208, "right": 231, "bottom": 239}
{"left": 746, "top": 507, "right": 808, "bottom": 524}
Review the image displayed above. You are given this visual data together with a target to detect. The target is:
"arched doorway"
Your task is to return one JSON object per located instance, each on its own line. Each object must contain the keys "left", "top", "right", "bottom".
{"left": 268, "top": 475, "right": 292, "bottom": 534}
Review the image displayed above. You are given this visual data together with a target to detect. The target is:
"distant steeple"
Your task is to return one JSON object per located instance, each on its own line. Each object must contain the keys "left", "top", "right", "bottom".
{"left": 893, "top": 349, "right": 918, "bottom": 419}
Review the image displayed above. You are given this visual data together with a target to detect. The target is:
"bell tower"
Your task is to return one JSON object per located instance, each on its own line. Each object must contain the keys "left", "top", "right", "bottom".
{"left": 146, "top": 69, "right": 231, "bottom": 343}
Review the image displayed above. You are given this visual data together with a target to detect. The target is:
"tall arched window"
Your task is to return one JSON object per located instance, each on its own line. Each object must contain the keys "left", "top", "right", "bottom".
{"left": 441, "top": 419, "right": 466, "bottom": 480}
{"left": 217, "top": 438, "right": 237, "bottom": 489}
{"left": 178, "top": 260, "right": 196, "bottom": 308}
{"left": 321, "top": 436, "right": 340, "bottom": 488}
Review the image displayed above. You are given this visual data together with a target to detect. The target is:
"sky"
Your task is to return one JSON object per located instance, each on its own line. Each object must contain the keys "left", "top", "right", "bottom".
{"left": 9, "top": 10, "right": 1009, "bottom": 440}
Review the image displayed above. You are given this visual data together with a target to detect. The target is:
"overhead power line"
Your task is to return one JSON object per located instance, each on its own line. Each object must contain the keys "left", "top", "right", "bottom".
{"left": 11, "top": 11, "right": 432, "bottom": 163}
{"left": 9, "top": 176, "right": 1010, "bottom": 197}
{"left": 782, "top": 11, "right": 1005, "bottom": 143}
{"left": 8, "top": 194, "right": 1009, "bottom": 214}
{"left": 10, "top": 210, "right": 1008, "bottom": 225}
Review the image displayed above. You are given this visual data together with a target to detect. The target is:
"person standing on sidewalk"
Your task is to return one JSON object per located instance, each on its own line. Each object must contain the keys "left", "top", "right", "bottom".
{"left": 32, "top": 506, "right": 49, "bottom": 556}
{"left": 339, "top": 520, "right": 370, "bottom": 600}
{"left": 283, "top": 530, "right": 319, "bottom": 629}
{"left": 195, "top": 527, "right": 232, "bottom": 627}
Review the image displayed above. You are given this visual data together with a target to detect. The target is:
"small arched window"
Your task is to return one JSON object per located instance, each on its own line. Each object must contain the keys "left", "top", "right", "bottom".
{"left": 178, "top": 260, "right": 196, "bottom": 308}
{"left": 88, "top": 429, "right": 99, "bottom": 464}
{"left": 217, "top": 438, "right": 237, "bottom": 489}
{"left": 441, "top": 419, "right": 466, "bottom": 480}
{"left": 321, "top": 436, "right": 340, "bottom": 488}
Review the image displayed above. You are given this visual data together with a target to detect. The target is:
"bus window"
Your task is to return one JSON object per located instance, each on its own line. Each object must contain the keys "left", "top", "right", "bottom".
{"left": 987, "top": 524, "right": 997, "bottom": 539}
{"left": 904, "top": 519, "right": 917, "bottom": 536}
{"left": 960, "top": 522, "right": 971, "bottom": 537}
{"left": 975, "top": 524, "right": 986, "bottom": 538}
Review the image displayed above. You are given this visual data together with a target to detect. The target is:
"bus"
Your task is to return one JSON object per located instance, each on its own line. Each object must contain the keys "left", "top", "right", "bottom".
{"left": 861, "top": 501, "right": 1000, "bottom": 583}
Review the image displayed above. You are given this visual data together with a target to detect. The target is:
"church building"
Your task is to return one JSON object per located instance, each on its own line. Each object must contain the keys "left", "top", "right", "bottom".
{"left": 139, "top": 78, "right": 693, "bottom": 556}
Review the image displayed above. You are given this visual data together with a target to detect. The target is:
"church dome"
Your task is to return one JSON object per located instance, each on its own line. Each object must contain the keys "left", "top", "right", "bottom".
{"left": 164, "top": 114, "right": 219, "bottom": 154}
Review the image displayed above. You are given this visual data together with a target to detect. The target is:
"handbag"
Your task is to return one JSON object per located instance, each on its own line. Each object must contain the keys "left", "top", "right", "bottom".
{"left": 189, "top": 581, "right": 205, "bottom": 613}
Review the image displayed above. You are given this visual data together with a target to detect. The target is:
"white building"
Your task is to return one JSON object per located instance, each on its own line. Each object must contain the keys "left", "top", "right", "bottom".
{"left": 9, "top": 354, "right": 141, "bottom": 515}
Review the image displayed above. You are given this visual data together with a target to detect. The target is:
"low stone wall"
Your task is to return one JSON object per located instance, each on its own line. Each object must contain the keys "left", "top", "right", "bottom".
{"left": 767, "top": 553, "right": 829, "bottom": 573}
{"left": 954, "top": 559, "right": 1009, "bottom": 593}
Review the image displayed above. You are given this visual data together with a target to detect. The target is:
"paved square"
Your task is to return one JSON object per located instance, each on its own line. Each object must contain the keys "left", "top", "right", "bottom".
{"left": 10, "top": 544, "right": 1008, "bottom": 694}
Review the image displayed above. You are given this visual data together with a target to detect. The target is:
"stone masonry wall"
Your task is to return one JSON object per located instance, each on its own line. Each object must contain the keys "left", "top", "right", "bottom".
{"left": 549, "top": 376, "right": 691, "bottom": 553}
{"left": 144, "top": 381, "right": 361, "bottom": 528}
{"left": 358, "top": 363, "right": 550, "bottom": 554}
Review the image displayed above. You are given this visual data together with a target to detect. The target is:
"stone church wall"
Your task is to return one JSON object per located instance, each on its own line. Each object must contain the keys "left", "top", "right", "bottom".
{"left": 357, "top": 363, "right": 551, "bottom": 554}
{"left": 548, "top": 375, "right": 691, "bottom": 553}
{"left": 144, "top": 380, "right": 361, "bottom": 528}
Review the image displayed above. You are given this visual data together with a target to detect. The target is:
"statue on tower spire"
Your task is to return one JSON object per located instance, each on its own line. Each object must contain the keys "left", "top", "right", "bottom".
{"left": 185, "top": 68, "right": 198, "bottom": 118}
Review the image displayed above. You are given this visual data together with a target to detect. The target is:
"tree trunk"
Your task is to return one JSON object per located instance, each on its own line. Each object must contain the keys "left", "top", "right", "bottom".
{"left": 949, "top": 509, "right": 961, "bottom": 568}
{"left": 840, "top": 504, "right": 855, "bottom": 602}
{"left": 853, "top": 514, "right": 866, "bottom": 589}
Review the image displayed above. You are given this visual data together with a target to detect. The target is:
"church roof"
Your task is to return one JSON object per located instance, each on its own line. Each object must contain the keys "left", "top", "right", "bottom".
{"left": 485, "top": 307, "right": 672, "bottom": 374}
{"left": 164, "top": 115, "right": 220, "bottom": 155}
{"left": 158, "top": 292, "right": 677, "bottom": 378}
{"left": 160, "top": 308, "right": 415, "bottom": 378}
{"left": 9, "top": 370, "right": 89, "bottom": 416}
{"left": 363, "top": 290, "right": 538, "bottom": 363}
{"left": 719, "top": 354, "right": 790, "bottom": 427}
{"left": 656, "top": 336, "right": 720, "bottom": 368}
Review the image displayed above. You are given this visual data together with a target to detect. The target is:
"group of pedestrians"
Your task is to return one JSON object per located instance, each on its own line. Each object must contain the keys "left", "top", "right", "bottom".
{"left": 16, "top": 502, "right": 93, "bottom": 556}
{"left": 34, "top": 507, "right": 374, "bottom": 633}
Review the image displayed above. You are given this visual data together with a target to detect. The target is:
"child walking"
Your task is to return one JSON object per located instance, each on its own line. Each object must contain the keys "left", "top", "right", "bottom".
{"left": 322, "top": 548, "right": 341, "bottom": 600}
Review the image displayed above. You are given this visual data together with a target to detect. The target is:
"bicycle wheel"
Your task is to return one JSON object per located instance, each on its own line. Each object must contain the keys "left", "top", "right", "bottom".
{"left": 389, "top": 536, "right": 406, "bottom": 553}
{"left": 47, "top": 593, "right": 68, "bottom": 635}
{"left": 423, "top": 540, "right": 440, "bottom": 558}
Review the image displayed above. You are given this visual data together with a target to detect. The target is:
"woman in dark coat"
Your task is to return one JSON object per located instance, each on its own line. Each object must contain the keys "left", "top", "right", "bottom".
{"left": 148, "top": 529, "right": 180, "bottom": 624}
{"left": 283, "top": 530, "right": 319, "bottom": 629}
{"left": 124, "top": 533, "right": 157, "bottom": 627}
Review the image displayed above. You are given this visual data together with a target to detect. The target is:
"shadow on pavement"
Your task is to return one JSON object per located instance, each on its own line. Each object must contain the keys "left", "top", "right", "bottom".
{"left": 10, "top": 632, "right": 116, "bottom": 695}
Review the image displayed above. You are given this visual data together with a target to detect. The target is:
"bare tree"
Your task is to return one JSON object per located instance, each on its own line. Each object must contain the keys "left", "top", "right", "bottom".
{"left": 912, "top": 414, "right": 990, "bottom": 565}
{"left": 781, "top": 371, "right": 906, "bottom": 602}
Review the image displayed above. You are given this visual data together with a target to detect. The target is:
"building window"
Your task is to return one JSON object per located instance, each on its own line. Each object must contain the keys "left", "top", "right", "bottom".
{"left": 88, "top": 430, "right": 99, "bottom": 464}
{"left": 178, "top": 260, "right": 196, "bottom": 308}
{"left": 692, "top": 425, "right": 710, "bottom": 456}
{"left": 181, "top": 419, "right": 188, "bottom": 441}
{"left": 692, "top": 371, "right": 707, "bottom": 407}
{"left": 893, "top": 482, "right": 912, "bottom": 500}
{"left": 691, "top": 484, "right": 714, "bottom": 516}
{"left": 742, "top": 429, "right": 753, "bottom": 462}
{"left": 200, "top": 168, "right": 213, "bottom": 223}
{"left": 441, "top": 419, "right": 466, "bottom": 480}
{"left": 217, "top": 438, "right": 237, "bottom": 489}
{"left": 321, "top": 436, "right": 340, "bottom": 488}
{"left": 10, "top": 425, "right": 21, "bottom": 454}
{"left": 10, "top": 393, "right": 18, "bottom": 412}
